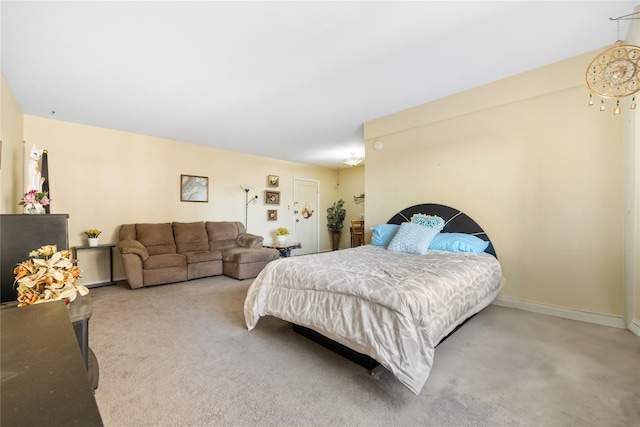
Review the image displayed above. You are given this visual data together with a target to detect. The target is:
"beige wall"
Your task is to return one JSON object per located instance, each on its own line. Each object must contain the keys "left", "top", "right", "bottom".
{"left": 1, "top": 73, "right": 24, "bottom": 214}
{"left": 336, "top": 164, "right": 365, "bottom": 249}
{"left": 364, "top": 51, "right": 625, "bottom": 317}
{"left": 630, "top": 102, "right": 640, "bottom": 329}
{"left": 19, "top": 116, "right": 338, "bottom": 284}
{"left": 625, "top": 5, "right": 640, "bottom": 332}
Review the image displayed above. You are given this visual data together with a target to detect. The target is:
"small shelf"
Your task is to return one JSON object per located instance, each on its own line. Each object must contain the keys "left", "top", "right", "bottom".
{"left": 72, "top": 244, "right": 116, "bottom": 286}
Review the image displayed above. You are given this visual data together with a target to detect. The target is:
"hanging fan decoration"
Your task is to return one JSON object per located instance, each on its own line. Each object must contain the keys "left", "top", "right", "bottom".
{"left": 585, "top": 12, "right": 640, "bottom": 115}
{"left": 586, "top": 41, "right": 639, "bottom": 114}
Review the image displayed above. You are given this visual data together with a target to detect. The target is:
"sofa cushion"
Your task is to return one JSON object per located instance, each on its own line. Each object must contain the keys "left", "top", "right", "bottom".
{"left": 136, "top": 223, "right": 177, "bottom": 255}
{"left": 173, "top": 222, "right": 209, "bottom": 253}
{"left": 206, "top": 221, "right": 244, "bottom": 251}
{"left": 183, "top": 250, "right": 222, "bottom": 264}
{"left": 119, "top": 224, "right": 137, "bottom": 241}
{"left": 143, "top": 253, "right": 186, "bottom": 270}
{"left": 222, "top": 247, "right": 279, "bottom": 263}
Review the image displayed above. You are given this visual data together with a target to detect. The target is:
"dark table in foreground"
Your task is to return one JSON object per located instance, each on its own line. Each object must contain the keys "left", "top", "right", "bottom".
{"left": 263, "top": 241, "right": 302, "bottom": 257}
{"left": 1, "top": 301, "right": 103, "bottom": 426}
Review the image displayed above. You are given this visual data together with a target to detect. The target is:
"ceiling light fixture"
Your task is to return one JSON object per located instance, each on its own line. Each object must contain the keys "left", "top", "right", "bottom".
{"left": 343, "top": 152, "right": 363, "bottom": 167}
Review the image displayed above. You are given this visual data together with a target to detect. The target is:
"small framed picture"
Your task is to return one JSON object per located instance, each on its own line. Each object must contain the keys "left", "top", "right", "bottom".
{"left": 265, "top": 190, "right": 280, "bottom": 205}
{"left": 180, "top": 174, "right": 208, "bottom": 202}
{"left": 267, "top": 209, "right": 278, "bottom": 221}
{"left": 268, "top": 175, "right": 279, "bottom": 188}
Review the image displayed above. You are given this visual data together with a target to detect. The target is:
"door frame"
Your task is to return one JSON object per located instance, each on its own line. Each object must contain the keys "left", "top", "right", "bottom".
{"left": 293, "top": 178, "right": 320, "bottom": 254}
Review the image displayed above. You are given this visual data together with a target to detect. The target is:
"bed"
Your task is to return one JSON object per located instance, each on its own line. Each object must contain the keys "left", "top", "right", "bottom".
{"left": 244, "top": 204, "right": 502, "bottom": 394}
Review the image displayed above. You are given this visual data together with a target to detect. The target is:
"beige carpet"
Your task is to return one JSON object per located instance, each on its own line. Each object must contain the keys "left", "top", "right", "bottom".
{"left": 88, "top": 276, "right": 640, "bottom": 427}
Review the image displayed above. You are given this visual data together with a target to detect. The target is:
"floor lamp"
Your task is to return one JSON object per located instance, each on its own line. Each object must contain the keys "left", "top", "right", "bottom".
{"left": 243, "top": 186, "right": 258, "bottom": 230}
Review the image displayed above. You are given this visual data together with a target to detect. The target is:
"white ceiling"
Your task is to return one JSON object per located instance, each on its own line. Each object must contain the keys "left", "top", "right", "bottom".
{"left": 2, "top": 1, "right": 638, "bottom": 168}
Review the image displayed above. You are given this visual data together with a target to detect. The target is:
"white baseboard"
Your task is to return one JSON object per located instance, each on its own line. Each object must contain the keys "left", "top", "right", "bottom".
{"left": 84, "top": 276, "right": 125, "bottom": 288}
{"left": 493, "top": 296, "right": 626, "bottom": 329}
{"left": 628, "top": 320, "right": 640, "bottom": 337}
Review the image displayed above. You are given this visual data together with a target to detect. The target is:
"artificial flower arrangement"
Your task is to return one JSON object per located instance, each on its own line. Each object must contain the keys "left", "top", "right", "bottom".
{"left": 276, "top": 227, "right": 290, "bottom": 236}
{"left": 13, "top": 245, "right": 89, "bottom": 307}
{"left": 85, "top": 229, "right": 102, "bottom": 238}
{"left": 301, "top": 206, "right": 314, "bottom": 219}
{"left": 19, "top": 189, "right": 51, "bottom": 210}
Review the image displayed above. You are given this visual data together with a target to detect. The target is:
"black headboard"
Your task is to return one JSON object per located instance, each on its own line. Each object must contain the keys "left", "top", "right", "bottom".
{"left": 387, "top": 204, "right": 496, "bottom": 257}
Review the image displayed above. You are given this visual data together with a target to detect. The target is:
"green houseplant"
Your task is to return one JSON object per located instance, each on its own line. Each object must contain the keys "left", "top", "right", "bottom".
{"left": 326, "top": 199, "right": 346, "bottom": 250}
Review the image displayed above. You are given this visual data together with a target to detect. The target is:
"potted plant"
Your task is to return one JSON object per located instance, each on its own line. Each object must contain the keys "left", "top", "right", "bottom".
{"left": 85, "top": 229, "right": 102, "bottom": 247}
{"left": 19, "top": 189, "right": 51, "bottom": 214}
{"left": 276, "top": 227, "right": 290, "bottom": 243}
{"left": 326, "top": 199, "right": 346, "bottom": 250}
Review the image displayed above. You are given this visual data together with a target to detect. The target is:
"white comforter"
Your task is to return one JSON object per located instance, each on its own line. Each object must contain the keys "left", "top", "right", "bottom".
{"left": 244, "top": 245, "right": 502, "bottom": 394}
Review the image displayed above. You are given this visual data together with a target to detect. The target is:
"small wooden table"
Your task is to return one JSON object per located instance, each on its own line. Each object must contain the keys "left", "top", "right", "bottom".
{"left": 263, "top": 242, "right": 302, "bottom": 257}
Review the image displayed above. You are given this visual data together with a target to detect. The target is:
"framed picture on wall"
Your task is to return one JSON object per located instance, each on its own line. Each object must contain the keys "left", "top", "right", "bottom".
{"left": 267, "top": 209, "right": 278, "bottom": 221}
{"left": 265, "top": 190, "right": 280, "bottom": 205}
{"left": 180, "top": 174, "right": 208, "bottom": 202}
{"left": 268, "top": 175, "right": 279, "bottom": 188}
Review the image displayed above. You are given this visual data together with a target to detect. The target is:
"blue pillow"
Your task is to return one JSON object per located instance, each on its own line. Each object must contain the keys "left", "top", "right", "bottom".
{"left": 370, "top": 224, "right": 400, "bottom": 247}
{"left": 387, "top": 222, "right": 441, "bottom": 255}
{"left": 428, "top": 233, "right": 489, "bottom": 253}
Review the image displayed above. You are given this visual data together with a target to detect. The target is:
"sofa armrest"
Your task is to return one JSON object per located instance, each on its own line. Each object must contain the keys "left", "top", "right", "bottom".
{"left": 236, "top": 233, "right": 264, "bottom": 248}
{"left": 117, "top": 239, "right": 150, "bottom": 261}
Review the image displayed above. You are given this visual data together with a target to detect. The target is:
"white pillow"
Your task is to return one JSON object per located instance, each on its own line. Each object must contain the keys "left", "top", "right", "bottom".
{"left": 387, "top": 222, "right": 441, "bottom": 255}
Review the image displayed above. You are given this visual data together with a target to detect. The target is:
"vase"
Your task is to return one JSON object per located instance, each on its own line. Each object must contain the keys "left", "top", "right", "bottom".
{"left": 277, "top": 235, "right": 287, "bottom": 243}
{"left": 331, "top": 231, "right": 341, "bottom": 251}
{"left": 88, "top": 238, "right": 99, "bottom": 247}
{"left": 26, "top": 203, "right": 44, "bottom": 214}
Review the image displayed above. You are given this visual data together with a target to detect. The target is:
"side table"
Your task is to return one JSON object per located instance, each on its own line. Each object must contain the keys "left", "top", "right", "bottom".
{"left": 263, "top": 242, "right": 302, "bottom": 257}
{"left": 73, "top": 244, "right": 116, "bottom": 287}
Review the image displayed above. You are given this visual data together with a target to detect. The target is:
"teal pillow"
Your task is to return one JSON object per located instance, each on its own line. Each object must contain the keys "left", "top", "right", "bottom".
{"left": 410, "top": 214, "right": 445, "bottom": 229}
{"left": 387, "top": 222, "right": 441, "bottom": 255}
{"left": 428, "top": 233, "right": 489, "bottom": 253}
{"left": 370, "top": 224, "right": 400, "bottom": 247}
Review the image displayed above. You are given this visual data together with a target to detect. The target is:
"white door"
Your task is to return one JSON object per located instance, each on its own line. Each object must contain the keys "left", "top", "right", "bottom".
{"left": 293, "top": 179, "right": 319, "bottom": 255}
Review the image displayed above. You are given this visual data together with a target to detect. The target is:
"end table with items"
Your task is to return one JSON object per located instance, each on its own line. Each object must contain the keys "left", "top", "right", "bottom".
{"left": 263, "top": 241, "right": 302, "bottom": 257}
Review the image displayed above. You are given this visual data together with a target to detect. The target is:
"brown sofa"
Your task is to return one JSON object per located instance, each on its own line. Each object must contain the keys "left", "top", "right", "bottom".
{"left": 117, "top": 221, "right": 279, "bottom": 288}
